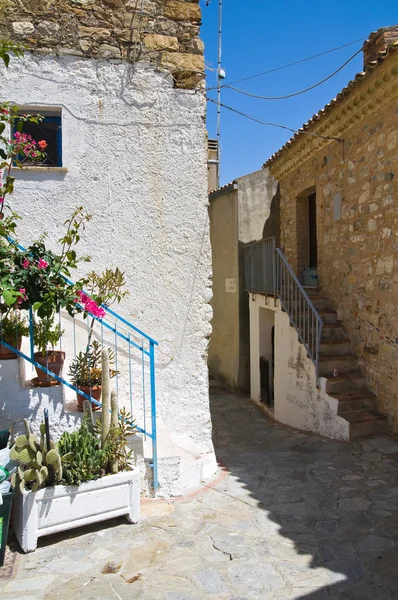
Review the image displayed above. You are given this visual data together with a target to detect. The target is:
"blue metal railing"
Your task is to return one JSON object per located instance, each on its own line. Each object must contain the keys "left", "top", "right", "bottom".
{"left": 0, "top": 244, "right": 159, "bottom": 490}
{"left": 244, "top": 238, "right": 323, "bottom": 382}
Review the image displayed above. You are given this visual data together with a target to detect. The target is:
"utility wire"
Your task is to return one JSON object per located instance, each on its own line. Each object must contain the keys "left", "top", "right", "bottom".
{"left": 206, "top": 97, "right": 343, "bottom": 142}
{"left": 217, "top": 47, "right": 363, "bottom": 100}
{"left": 206, "top": 36, "right": 366, "bottom": 90}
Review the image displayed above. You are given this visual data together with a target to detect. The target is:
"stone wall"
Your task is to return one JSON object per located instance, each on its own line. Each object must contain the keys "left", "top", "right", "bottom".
{"left": 267, "top": 50, "right": 398, "bottom": 430}
{"left": 0, "top": 0, "right": 204, "bottom": 88}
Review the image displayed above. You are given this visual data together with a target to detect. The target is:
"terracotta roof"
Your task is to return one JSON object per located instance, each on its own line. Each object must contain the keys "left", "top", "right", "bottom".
{"left": 263, "top": 39, "right": 398, "bottom": 168}
{"left": 208, "top": 180, "right": 237, "bottom": 198}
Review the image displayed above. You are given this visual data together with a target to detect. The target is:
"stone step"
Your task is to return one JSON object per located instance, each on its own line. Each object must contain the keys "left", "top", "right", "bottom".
{"left": 321, "top": 324, "right": 348, "bottom": 341}
{"left": 287, "top": 297, "right": 331, "bottom": 311}
{"left": 344, "top": 411, "right": 388, "bottom": 440}
{"left": 319, "top": 340, "right": 352, "bottom": 356}
{"left": 293, "top": 312, "right": 337, "bottom": 333}
{"left": 334, "top": 391, "right": 377, "bottom": 414}
{"left": 309, "top": 298, "right": 332, "bottom": 311}
{"left": 325, "top": 372, "right": 368, "bottom": 394}
{"left": 319, "top": 355, "right": 358, "bottom": 377}
{"left": 318, "top": 310, "right": 338, "bottom": 325}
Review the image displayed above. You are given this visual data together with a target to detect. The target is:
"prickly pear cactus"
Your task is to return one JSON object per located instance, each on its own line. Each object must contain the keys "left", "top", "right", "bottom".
{"left": 10, "top": 418, "right": 62, "bottom": 493}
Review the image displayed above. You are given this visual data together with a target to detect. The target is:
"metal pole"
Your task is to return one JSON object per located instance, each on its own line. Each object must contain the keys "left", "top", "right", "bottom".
{"left": 216, "top": 0, "right": 222, "bottom": 187}
{"left": 149, "top": 341, "right": 158, "bottom": 491}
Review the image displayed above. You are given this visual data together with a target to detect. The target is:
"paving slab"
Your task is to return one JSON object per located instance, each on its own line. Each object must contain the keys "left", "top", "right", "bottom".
{"left": 1, "top": 387, "right": 398, "bottom": 599}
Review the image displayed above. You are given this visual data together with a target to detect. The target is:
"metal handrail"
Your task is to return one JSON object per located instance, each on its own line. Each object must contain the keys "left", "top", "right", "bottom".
{"left": 1, "top": 239, "right": 159, "bottom": 490}
{"left": 244, "top": 239, "right": 323, "bottom": 381}
{"left": 275, "top": 249, "right": 323, "bottom": 381}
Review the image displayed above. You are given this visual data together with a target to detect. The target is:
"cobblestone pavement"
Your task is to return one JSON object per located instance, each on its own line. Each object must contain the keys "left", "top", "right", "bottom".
{"left": 1, "top": 385, "right": 398, "bottom": 599}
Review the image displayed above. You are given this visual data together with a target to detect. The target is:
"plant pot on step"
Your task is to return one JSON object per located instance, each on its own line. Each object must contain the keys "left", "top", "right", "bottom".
{"left": 0, "top": 336, "right": 22, "bottom": 360}
{"left": 77, "top": 385, "right": 102, "bottom": 412}
{"left": 33, "top": 351, "right": 65, "bottom": 385}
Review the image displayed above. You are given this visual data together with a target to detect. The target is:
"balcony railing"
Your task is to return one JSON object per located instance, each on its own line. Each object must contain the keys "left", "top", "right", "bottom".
{"left": 244, "top": 238, "right": 323, "bottom": 381}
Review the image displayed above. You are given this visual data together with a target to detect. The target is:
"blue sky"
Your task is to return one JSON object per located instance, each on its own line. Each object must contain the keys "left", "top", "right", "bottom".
{"left": 200, "top": 1, "right": 397, "bottom": 185}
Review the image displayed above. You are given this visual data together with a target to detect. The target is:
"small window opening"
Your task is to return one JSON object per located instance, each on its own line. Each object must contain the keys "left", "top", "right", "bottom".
{"left": 12, "top": 111, "right": 62, "bottom": 167}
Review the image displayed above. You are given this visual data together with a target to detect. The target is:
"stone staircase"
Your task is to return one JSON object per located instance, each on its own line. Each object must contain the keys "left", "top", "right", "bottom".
{"left": 305, "top": 289, "right": 387, "bottom": 440}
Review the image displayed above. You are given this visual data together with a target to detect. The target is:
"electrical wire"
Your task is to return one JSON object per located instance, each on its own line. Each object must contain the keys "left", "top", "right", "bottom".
{"left": 206, "top": 36, "right": 366, "bottom": 90}
{"left": 215, "top": 47, "right": 363, "bottom": 100}
{"left": 206, "top": 97, "right": 343, "bottom": 142}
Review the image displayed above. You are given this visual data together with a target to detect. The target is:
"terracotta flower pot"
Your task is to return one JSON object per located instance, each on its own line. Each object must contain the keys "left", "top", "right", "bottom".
{"left": 0, "top": 336, "right": 22, "bottom": 360}
{"left": 34, "top": 351, "right": 65, "bottom": 385}
{"left": 77, "top": 385, "right": 102, "bottom": 412}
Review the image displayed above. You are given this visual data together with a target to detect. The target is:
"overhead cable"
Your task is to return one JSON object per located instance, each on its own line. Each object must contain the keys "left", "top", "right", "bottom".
{"left": 206, "top": 36, "right": 366, "bottom": 91}
{"left": 215, "top": 47, "right": 363, "bottom": 100}
{"left": 206, "top": 98, "right": 343, "bottom": 142}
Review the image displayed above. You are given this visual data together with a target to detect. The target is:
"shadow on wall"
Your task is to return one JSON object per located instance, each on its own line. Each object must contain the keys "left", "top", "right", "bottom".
{"left": 262, "top": 183, "right": 280, "bottom": 245}
{"left": 210, "top": 389, "right": 398, "bottom": 599}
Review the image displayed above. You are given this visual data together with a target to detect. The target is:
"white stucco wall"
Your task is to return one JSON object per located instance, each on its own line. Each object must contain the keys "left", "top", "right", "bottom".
{"left": 249, "top": 294, "right": 350, "bottom": 440}
{"left": 0, "top": 53, "right": 217, "bottom": 492}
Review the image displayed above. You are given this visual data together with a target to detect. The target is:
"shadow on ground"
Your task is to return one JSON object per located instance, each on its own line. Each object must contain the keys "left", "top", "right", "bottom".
{"left": 210, "top": 382, "right": 398, "bottom": 600}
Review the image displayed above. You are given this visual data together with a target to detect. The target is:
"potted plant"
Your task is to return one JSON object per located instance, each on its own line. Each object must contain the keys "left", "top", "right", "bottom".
{"left": 67, "top": 340, "right": 116, "bottom": 411}
{"left": 11, "top": 357, "right": 139, "bottom": 553}
{"left": 0, "top": 310, "right": 28, "bottom": 359}
{"left": 33, "top": 316, "right": 65, "bottom": 386}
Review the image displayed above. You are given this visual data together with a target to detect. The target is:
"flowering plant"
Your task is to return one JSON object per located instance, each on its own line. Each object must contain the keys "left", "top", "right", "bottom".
{"left": 0, "top": 105, "right": 48, "bottom": 218}
{"left": 0, "top": 207, "right": 94, "bottom": 319}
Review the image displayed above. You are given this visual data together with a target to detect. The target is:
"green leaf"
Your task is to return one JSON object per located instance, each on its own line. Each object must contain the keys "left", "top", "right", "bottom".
{"left": 3, "top": 288, "right": 19, "bottom": 306}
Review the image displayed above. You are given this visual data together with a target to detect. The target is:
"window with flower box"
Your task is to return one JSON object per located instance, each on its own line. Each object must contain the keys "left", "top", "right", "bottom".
{"left": 12, "top": 111, "right": 63, "bottom": 168}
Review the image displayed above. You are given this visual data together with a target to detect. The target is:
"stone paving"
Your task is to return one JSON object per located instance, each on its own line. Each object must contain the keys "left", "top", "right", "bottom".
{"left": 1, "top": 385, "right": 398, "bottom": 599}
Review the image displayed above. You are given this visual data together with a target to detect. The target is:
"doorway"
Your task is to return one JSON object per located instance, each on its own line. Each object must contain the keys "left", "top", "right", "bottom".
{"left": 296, "top": 189, "right": 318, "bottom": 286}
{"left": 308, "top": 192, "right": 317, "bottom": 269}
{"left": 259, "top": 308, "right": 275, "bottom": 408}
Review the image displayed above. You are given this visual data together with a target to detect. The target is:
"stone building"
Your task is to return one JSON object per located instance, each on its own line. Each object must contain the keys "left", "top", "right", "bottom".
{"left": 0, "top": 0, "right": 216, "bottom": 495}
{"left": 252, "top": 27, "right": 398, "bottom": 436}
{"left": 208, "top": 169, "right": 279, "bottom": 392}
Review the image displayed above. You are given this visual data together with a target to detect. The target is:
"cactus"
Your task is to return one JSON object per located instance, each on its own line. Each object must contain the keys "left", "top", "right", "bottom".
{"left": 83, "top": 399, "right": 95, "bottom": 434}
{"left": 110, "top": 390, "right": 119, "bottom": 429}
{"left": 57, "top": 421, "right": 108, "bottom": 486}
{"left": 57, "top": 347, "right": 136, "bottom": 484}
{"left": 10, "top": 418, "right": 62, "bottom": 493}
{"left": 108, "top": 390, "right": 119, "bottom": 473}
{"left": 101, "top": 348, "right": 111, "bottom": 448}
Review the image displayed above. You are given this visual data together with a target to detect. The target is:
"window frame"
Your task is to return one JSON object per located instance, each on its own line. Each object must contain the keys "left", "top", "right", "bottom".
{"left": 12, "top": 112, "right": 63, "bottom": 169}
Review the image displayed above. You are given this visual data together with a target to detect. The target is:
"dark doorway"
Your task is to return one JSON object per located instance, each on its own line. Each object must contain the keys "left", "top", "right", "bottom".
{"left": 308, "top": 192, "right": 317, "bottom": 268}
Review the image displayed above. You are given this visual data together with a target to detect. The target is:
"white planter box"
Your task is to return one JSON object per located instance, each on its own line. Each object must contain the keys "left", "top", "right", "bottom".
{"left": 13, "top": 469, "right": 140, "bottom": 553}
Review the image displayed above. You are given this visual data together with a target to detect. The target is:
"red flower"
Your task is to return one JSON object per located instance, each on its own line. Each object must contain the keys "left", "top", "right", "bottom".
{"left": 38, "top": 140, "right": 47, "bottom": 151}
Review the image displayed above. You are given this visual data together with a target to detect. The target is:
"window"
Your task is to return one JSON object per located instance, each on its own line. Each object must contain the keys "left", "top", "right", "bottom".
{"left": 12, "top": 112, "right": 62, "bottom": 168}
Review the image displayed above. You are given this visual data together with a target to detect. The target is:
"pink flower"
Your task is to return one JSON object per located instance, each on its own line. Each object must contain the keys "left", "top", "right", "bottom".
{"left": 37, "top": 258, "right": 49, "bottom": 269}
{"left": 75, "top": 290, "right": 106, "bottom": 319}
{"left": 17, "top": 288, "right": 27, "bottom": 305}
{"left": 22, "top": 258, "right": 30, "bottom": 269}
